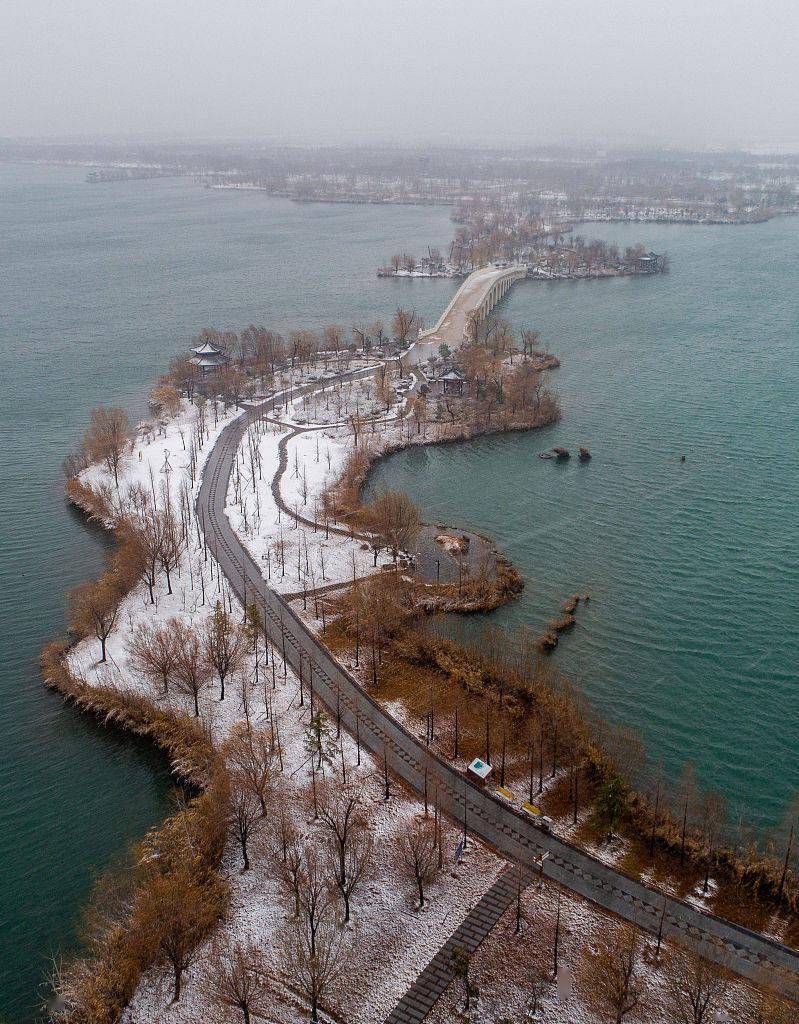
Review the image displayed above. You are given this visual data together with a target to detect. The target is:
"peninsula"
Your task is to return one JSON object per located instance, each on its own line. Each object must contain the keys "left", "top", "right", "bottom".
{"left": 46, "top": 266, "right": 799, "bottom": 1024}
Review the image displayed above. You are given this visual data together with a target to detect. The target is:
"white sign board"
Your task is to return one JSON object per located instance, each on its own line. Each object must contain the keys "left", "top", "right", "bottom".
{"left": 467, "top": 757, "right": 492, "bottom": 781}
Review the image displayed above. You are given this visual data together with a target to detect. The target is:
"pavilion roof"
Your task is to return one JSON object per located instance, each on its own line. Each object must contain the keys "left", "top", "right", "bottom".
{"left": 192, "top": 341, "right": 225, "bottom": 356}
{"left": 191, "top": 354, "right": 228, "bottom": 368}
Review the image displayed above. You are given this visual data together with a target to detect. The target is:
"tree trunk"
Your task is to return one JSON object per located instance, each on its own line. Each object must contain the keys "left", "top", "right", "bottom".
{"left": 99, "top": 636, "right": 107, "bottom": 662}
{"left": 172, "top": 965, "right": 182, "bottom": 1003}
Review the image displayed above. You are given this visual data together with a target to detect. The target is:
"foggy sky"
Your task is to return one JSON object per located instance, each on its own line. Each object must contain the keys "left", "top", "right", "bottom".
{"left": 2, "top": 0, "right": 798, "bottom": 149}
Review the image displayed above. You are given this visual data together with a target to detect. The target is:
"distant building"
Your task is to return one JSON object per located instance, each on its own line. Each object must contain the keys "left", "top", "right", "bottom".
{"left": 635, "top": 252, "right": 666, "bottom": 273}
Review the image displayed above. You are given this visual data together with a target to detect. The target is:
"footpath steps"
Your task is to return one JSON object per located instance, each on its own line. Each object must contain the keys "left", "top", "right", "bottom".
{"left": 384, "top": 866, "right": 534, "bottom": 1024}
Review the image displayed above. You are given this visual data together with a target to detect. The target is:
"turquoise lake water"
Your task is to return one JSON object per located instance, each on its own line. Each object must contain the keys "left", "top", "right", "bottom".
{"left": 366, "top": 218, "right": 799, "bottom": 833}
{"left": 0, "top": 162, "right": 455, "bottom": 1021}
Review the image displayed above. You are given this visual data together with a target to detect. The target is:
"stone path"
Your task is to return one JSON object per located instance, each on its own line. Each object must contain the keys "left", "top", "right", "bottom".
{"left": 384, "top": 866, "right": 534, "bottom": 1024}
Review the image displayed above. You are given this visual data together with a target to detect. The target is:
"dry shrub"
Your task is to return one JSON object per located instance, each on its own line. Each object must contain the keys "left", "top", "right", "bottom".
{"left": 325, "top": 445, "right": 376, "bottom": 519}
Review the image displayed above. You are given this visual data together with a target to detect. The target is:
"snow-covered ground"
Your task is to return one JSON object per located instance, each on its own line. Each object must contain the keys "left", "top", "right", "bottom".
{"left": 225, "top": 417, "right": 396, "bottom": 597}
{"left": 424, "top": 877, "right": 765, "bottom": 1024}
{"left": 278, "top": 371, "right": 396, "bottom": 427}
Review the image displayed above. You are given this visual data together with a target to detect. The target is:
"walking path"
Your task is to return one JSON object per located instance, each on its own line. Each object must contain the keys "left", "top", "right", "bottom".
{"left": 266, "top": 385, "right": 499, "bottom": 587}
{"left": 385, "top": 866, "right": 535, "bottom": 1024}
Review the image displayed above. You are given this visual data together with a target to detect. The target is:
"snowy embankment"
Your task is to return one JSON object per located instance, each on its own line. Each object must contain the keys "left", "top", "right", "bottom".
{"left": 65, "top": 390, "right": 507, "bottom": 1024}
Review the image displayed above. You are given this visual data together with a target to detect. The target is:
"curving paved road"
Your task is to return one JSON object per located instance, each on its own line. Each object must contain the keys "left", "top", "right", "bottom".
{"left": 197, "top": 380, "right": 799, "bottom": 1003}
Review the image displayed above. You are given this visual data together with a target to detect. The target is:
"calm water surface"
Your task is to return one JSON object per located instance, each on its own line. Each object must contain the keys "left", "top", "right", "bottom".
{"left": 0, "top": 163, "right": 455, "bottom": 1021}
{"left": 366, "top": 219, "right": 799, "bottom": 832}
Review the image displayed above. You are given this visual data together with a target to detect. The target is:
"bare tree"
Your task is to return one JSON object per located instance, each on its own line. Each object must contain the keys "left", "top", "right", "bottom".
{"left": 366, "top": 490, "right": 421, "bottom": 562}
{"left": 521, "top": 327, "right": 541, "bottom": 358}
{"left": 317, "top": 782, "right": 372, "bottom": 923}
{"left": 317, "top": 782, "right": 364, "bottom": 886}
{"left": 297, "top": 851, "right": 334, "bottom": 958}
{"left": 326, "top": 828, "right": 372, "bottom": 925}
{"left": 203, "top": 940, "right": 271, "bottom": 1024}
{"left": 68, "top": 575, "right": 122, "bottom": 662}
{"left": 677, "top": 761, "right": 698, "bottom": 866}
{"left": 84, "top": 406, "right": 131, "bottom": 487}
{"left": 219, "top": 364, "right": 251, "bottom": 409}
{"left": 698, "top": 788, "right": 727, "bottom": 893}
{"left": 775, "top": 791, "right": 799, "bottom": 900}
{"left": 322, "top": 324, "right": 346, "bottom": 353}
{"left": 173, "top": 620, "right": 212, "bottom": 715}
{"left": 392, "top": 307, "right": 421, "bottom": 347}
{"left": 139, "top": 869, "right": 220, "bottom": 1003}
{"left": 586, "top": 924, "right": 643, "bottom": 1023}
{"left": 127, "top": 619, "right": 180, "bottom": 695}
{"left": 225, "top": 722, "right": 273, "bottom": 816}
{"left": 451, "top": 945, "right": 477, "bottom": 1011}
{"left": 341, "top": 575, "right": 409, "bottom": 687}
{"left": 282, "top": 913, "right": 346, "bottom": 1024}
{"left": 150, "top": 383, "right": 182, "bottom": 418}
{"left": 528, "top": 967, "right": 548, "bottom": 1016}
{"left": 204, "top": 600, "right": 247, "bottom": 700}
{"left": 400, "top": 821, "right": 439, "bottom": 907}
{"left": 157, "top": 493, "right": 185, "bottom": 596}
{"left": 229, "top": 786, "right": 262, "bottom": 872}
{"left": 267, "top": 819, "right": 304, "bottom": 919}
{"left": 667, "top": 953, "right": 728, "bottom": 1024}
{"left": 127, "top": 510, "right": 164, "bottom": 604}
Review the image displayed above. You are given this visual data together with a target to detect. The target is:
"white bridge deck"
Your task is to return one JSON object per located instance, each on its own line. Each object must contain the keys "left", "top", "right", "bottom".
{"left": 404, "top": 263, "right": 527, "bottom": 365}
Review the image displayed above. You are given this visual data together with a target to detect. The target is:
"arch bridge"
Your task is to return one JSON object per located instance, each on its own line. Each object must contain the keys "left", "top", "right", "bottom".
{"left": 404, "top": 263, "right": 527, "bottom": 365}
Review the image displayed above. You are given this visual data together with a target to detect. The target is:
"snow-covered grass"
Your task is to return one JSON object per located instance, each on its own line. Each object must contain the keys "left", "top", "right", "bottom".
{"left": 424, "top": 877, "right": 766, "bottom": 1024}
{"left": 225, "top": 417, "right": 396, "bottom": 597}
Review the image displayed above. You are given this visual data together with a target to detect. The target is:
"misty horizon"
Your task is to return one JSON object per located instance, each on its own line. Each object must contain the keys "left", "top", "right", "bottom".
{"left": 2, "top": 0, "right": 799, "bottom": 150}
